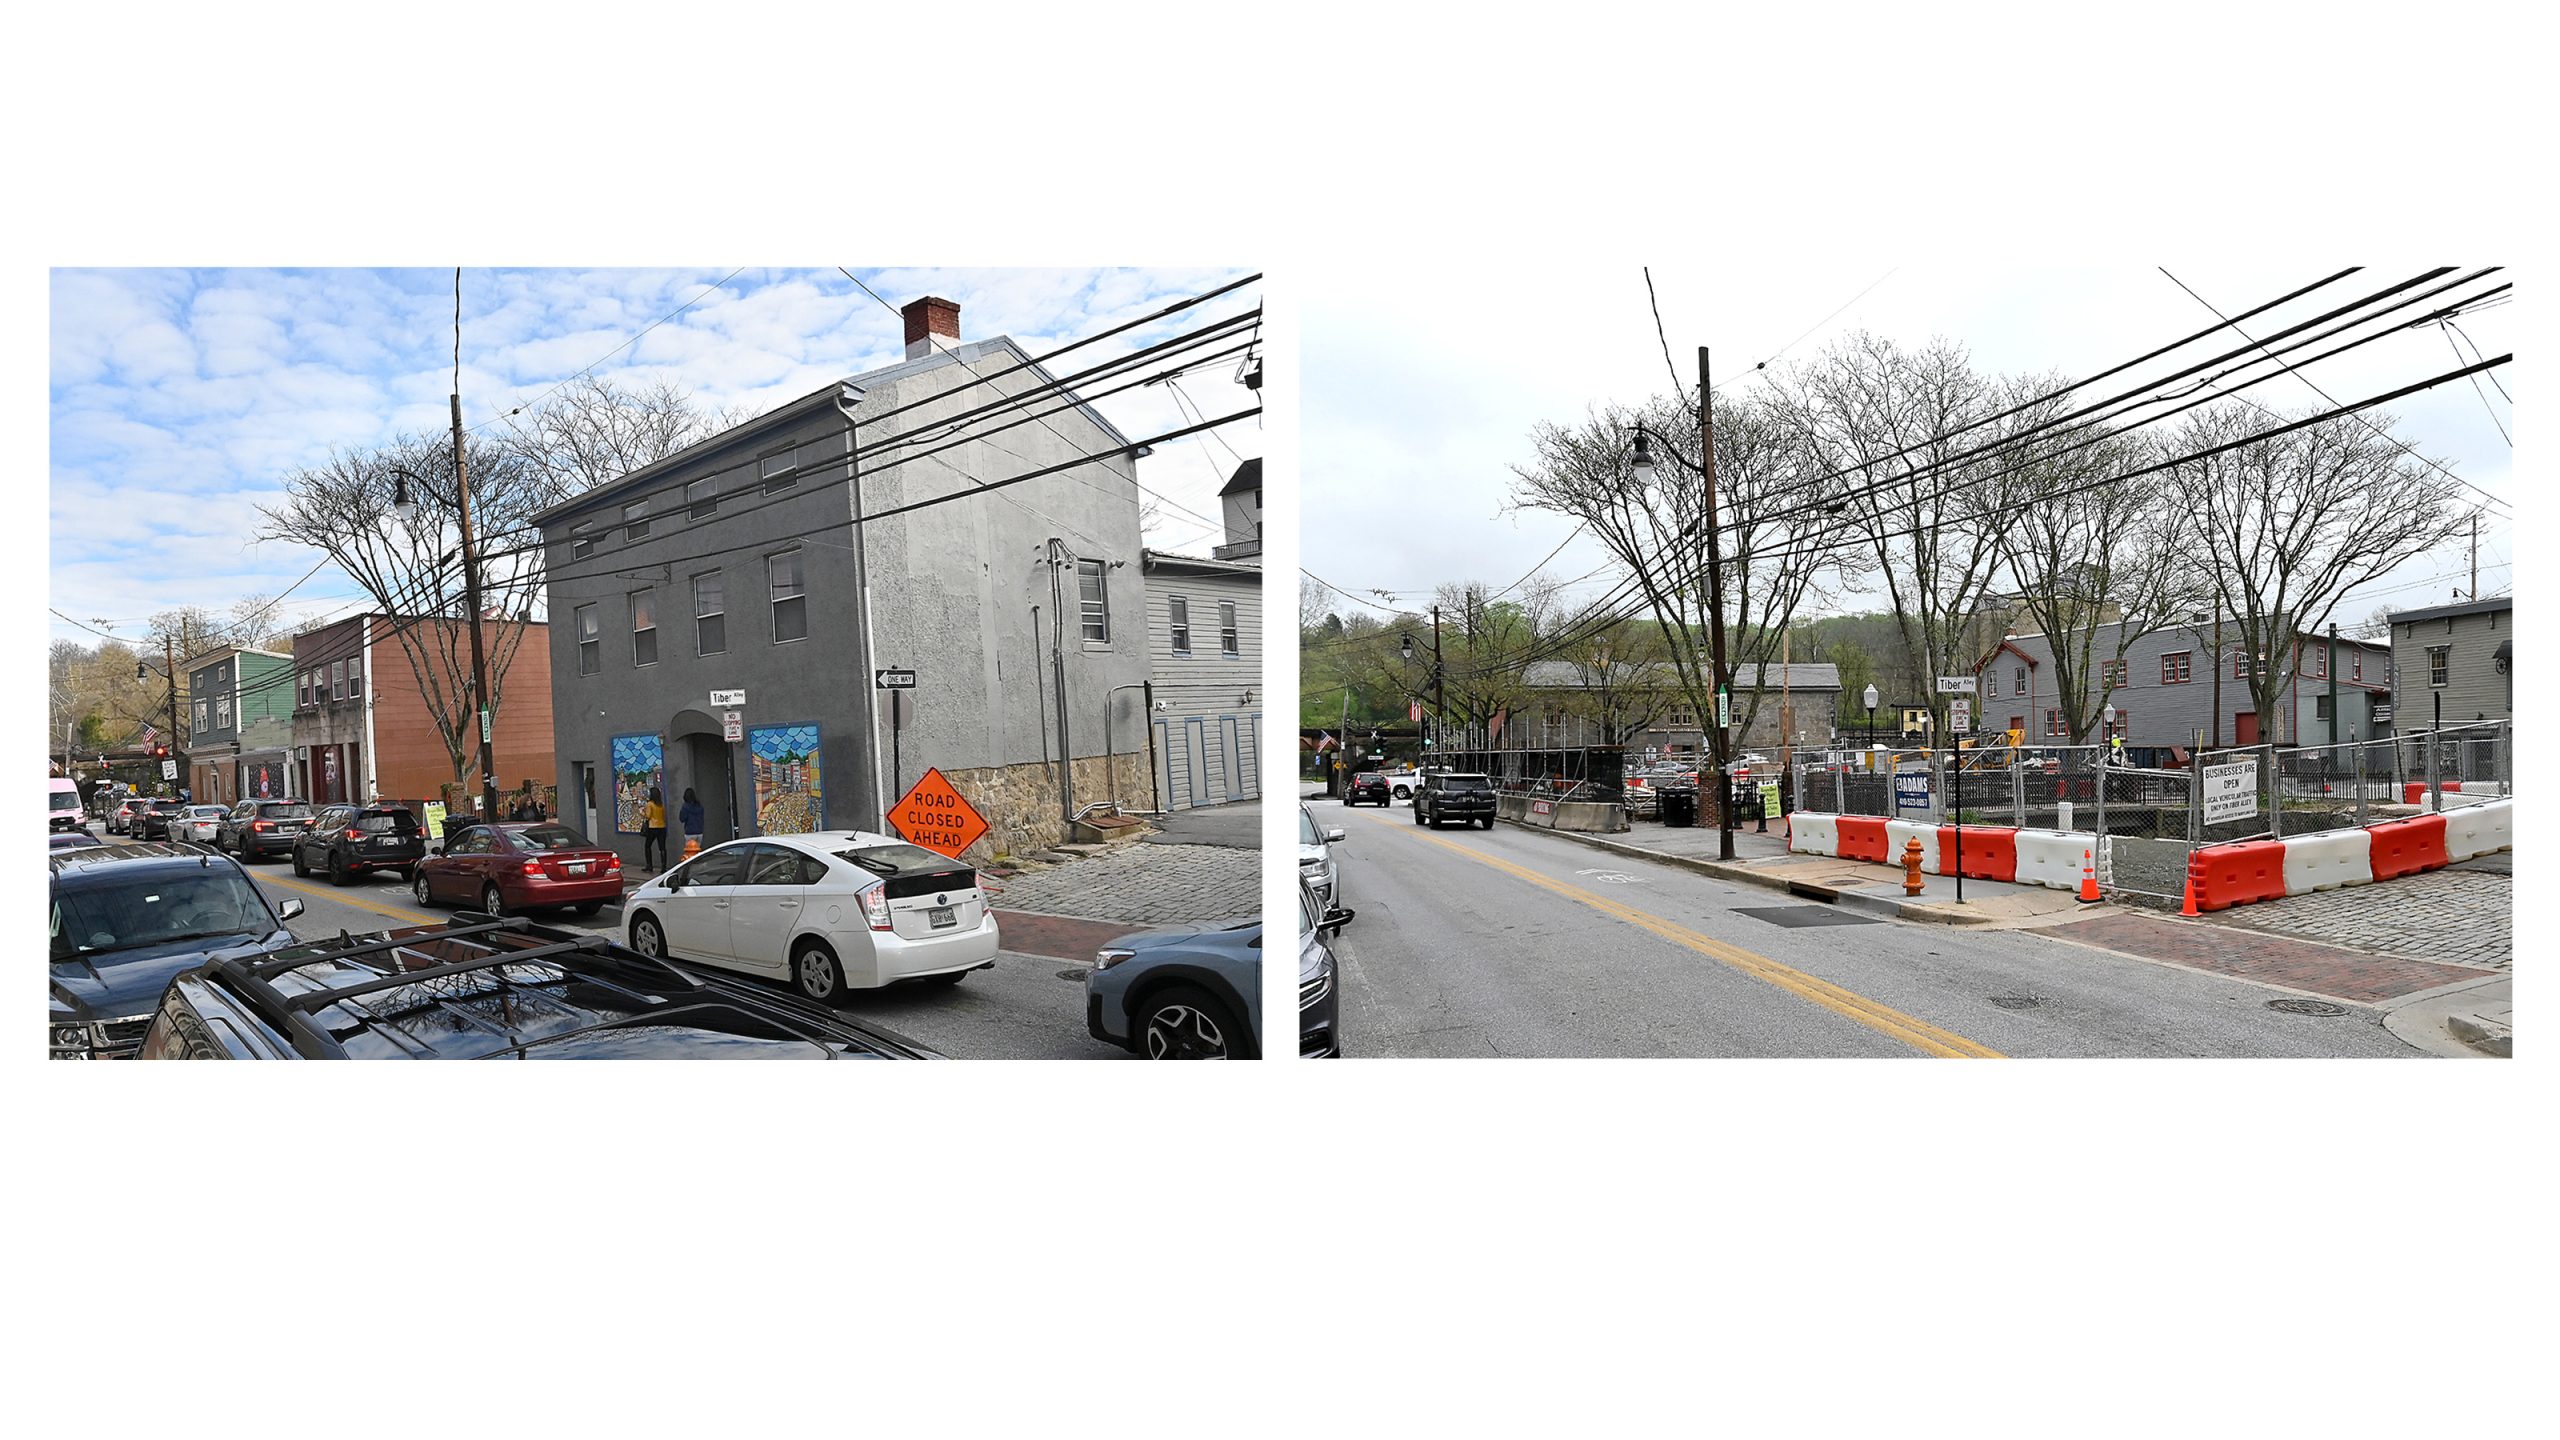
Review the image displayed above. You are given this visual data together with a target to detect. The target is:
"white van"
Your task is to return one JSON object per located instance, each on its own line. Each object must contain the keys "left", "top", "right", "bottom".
{"left": 49, "top": 777, "right": 88, "bottom": 834}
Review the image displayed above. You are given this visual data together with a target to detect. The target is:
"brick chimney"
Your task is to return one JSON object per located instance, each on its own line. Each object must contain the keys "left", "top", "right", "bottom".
{"left": 902, "top": 295, "right": 961, "bottom": 360}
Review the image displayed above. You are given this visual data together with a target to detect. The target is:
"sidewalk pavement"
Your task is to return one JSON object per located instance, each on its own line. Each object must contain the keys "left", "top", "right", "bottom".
{"left": 2381, "top": 973, "right": 2512, "bottom": 1058}
{"left": 1539, "top": 817, "right": 2094, "bottom": 927}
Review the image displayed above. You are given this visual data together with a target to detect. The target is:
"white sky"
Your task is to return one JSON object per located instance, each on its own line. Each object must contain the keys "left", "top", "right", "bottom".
{"left": 1304, "top": 263, "right": 2514, "bottom": 633}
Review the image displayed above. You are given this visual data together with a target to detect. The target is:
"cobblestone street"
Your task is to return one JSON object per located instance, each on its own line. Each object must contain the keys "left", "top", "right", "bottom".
{"left": 987, "top": 840, "right": 1260, "bottom": 926}
{"left": 2203, "top": 855, "right": 2513, "bottom": 971}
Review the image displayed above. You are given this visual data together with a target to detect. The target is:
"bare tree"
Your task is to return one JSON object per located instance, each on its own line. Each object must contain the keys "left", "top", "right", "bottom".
{"left": 1987, "top": 375, "right": 2205, "bottom": 743}
{"left": 499, "top": 373, "right": 748, "bottom": 507}
{"left": 1510, "top": 388, "right": 1844, "bottom": 772}
{"left": 1550, "top": 615, "right": 1677, "bottom": 746}
{"left": 258, "top": 432, "right": 549, "bottom": 793}
{"left": 1437, "top": 578, "right": 1572, "bottom": 743}
{"left": 2171, "top": 402, "right": 2469, "bottom": 743}
{"left": 1761, "top": 333, "right": 2020, "bottom": 732}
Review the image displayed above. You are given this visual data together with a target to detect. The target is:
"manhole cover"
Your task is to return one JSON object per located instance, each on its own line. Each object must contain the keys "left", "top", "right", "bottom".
{"left": 1733, "top": 906, "right": 1882, "bottom": 928}
{"left": 2267, "top": 997, "right": 2348, "bottom": 1017}
{"left": 1056, "top": 967, "right": 1091, "bottom": 982}
{"left": 1987, "top": 995, "right": 2041, "bottom": 1011}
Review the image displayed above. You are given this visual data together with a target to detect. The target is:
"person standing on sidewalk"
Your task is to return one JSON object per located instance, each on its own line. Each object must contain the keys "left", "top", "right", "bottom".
{"left": 679, "top": 787, "right": 706, "bottom": 859}
{"left": 643, "top": 786, "right": 668, "bottom": 871}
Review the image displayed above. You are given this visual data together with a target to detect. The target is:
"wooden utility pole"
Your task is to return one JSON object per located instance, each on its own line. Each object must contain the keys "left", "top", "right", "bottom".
{"left": 165, "top": 636, "right": 183, "bottom": 796}
{"left": 1699, "top": 346, "right": 1734, "bottom": 861}
{"left": 1430, "top": 604, "right": 1445, "bottom": 751}
{"left": 450, "top": 388, "right": 500, "bottom": 825}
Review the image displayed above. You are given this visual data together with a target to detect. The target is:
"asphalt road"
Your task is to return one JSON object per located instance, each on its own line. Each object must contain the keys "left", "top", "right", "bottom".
{"left": 1320, "top": 800, "right": 2424, "bottom": 1058}
{"left": 201, "top": 846, "right": 1125, "bottom": 1060}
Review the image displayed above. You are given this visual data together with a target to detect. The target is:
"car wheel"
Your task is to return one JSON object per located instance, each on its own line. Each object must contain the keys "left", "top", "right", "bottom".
{"left": 412, "top": 869, "right": 438, "bottom": 908}
{"left": 481, "top": 883, "right": 507, "bottom": 918}
{"left": 328, "top": 853, "right": 351, "bottom": 887}
{"left": 629, "top": 912, "right": 666, "bottom": 958}
{"left": 1136, "top": 984, "right": 1253, "bottom": 1060}
{"left": 793, "top": 939, "right": 848, "bottom": 1005}
{"left": 1481, "top": 816, "right": 1495, "bottom": 829}
{"left": 1412, "top": 805, "right": 1424, "bottom": 825}
{"left": 291, "top": 845, "right": 309, "bottom": 877}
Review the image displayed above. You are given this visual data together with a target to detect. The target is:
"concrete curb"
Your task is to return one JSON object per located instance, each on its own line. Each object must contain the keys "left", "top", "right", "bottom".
{"left": 2446, "top": 1012, "right": 2515, "bottom": 1058}
{"left": 2377, "top": 972, "right": 2510, "bottom": 1059}
{"left": 1532, "top": 826, "right": 2024, "bottom": 927}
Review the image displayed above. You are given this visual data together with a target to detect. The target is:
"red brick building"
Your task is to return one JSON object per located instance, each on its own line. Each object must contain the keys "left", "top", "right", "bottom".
{"left": 289, "top": 613, "right": 553, "bottom": 809}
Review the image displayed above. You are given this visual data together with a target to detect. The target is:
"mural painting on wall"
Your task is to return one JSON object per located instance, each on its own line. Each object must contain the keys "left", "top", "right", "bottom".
{"left": 245, "top": 762, "right": 282, "bottom": 799}
{"left": 611, "top": 733, "right": 665, "bottom": 836}
{"left": 750, "top": 724, "right": 823, "bottom": 834}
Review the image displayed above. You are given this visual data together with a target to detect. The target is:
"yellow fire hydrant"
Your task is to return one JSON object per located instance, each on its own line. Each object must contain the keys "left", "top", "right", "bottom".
{"left": 1900, "top": 837, "right": 1927, "bottom": 896}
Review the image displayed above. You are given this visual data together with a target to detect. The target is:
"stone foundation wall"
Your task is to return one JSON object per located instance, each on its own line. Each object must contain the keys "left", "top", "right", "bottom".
{"left": 943, "top": 752, "right": 1158, "bottom": 863}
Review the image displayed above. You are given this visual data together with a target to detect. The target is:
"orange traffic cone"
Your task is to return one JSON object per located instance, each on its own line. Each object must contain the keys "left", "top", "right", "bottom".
{"left": 2078, "top": 847, "right": 2101, "bottom": 903}
{"left": 2179, "top": 871, "right": 2200, "bottom": 917}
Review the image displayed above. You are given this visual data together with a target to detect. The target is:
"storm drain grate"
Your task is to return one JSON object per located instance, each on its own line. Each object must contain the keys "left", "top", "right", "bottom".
{"left": 1733, "top": 906, "right": 1882, "bottom": 929}
{"left": 1056, "top": 968, "right": 1091, "bottom": 983}
{"left": 2267, "top": 997, "right": 2349, "bottom": 1017}
{"left": 1987, "top": 995, "right": 2042, "bottom": 1011}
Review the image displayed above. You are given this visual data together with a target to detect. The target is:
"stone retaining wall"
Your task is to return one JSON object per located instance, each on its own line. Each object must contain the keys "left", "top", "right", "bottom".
{"left": 944, "top": 752, "right": 1156, "bottom": 863}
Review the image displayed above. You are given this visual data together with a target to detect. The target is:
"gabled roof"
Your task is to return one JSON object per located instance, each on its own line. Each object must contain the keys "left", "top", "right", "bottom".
{"left": 1219, "top": 456, "right": 1261, "bottom": 497}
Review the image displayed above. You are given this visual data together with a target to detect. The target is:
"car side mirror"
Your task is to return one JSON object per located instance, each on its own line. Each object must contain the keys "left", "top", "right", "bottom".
{"left": 1324, "top": 827, "right": 1346, "bottom": 844}
{"left": 1321, "top": 905, "right": 1355, "bottom": 934}
{"left": 664, "top": 872, "right": 684, "bottom": 891}
{"left": 277, "top": 898, "right": 305, "bottom": 922}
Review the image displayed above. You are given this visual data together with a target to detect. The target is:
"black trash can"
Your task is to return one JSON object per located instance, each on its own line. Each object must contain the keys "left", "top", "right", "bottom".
{"left": 1659, "top": 786, "right": 1699, "bottom": 828}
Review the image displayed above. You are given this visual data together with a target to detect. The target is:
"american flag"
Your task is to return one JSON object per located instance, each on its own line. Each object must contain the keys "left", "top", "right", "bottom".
{"left": 140, "top": 723, "right": 157, "bottom": 746}
{"left": 1315, "top": 731, "right": 1336, "bottom": 753}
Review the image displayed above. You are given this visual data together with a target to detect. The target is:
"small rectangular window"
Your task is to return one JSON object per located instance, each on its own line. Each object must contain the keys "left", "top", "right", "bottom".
{"left": 1077, "top": 558, "right": 1110, "bottom": 644}
{"left": 1220, "top": 601, "right": 1240, "bottom": 658}
{"left": 331, "top": 661, "right": 345, "bottom": 700}
{"left": 1168, "top": 596, "right": 1191, "bottom": 655}
{"left": 216, "top": 695, "right": 232, "bottom": 727}
{"left": 576, "top": 603, "right": 600, "bottom": 675}
{"left": 2429, "top": 646, "right": 2449, "bottom": 687}
{"left": 2314, "top": 695, "right": 2333, "bottom": 721}
{"left": 686, "top": 478, "right": 717, "bottom": 519}
{"left": 760, "top": 447, "right": 798, "bottom": 492}
{"left": 2045, "top": 708, "right": 2062, "bottom": 737}
{"left": 768, "top": 550, "right": 806, "bottom": 644}
{"left": 2352, "top": 654, "right": 2363, "bottom": 682}
{"left": 573, "top": 536, "right": 596, "bottom": 560}
{"left": 2013, "top": 665, "right": 2026, "bottom": 697}
{"left": 298, "top": 672, "right": 309, "bottom": 708}
{"left": 2310, "top": 648, "right": 2326, "bottom": 678}
{"left": 348, "top": 655, "right": 362, "bottom": 696}
{"left": 631, "top": 589, "right": 658, "bottom": 668}
{"left": 694, "top": 571, "right": 726, "bottom": 656}
{"left": 624, "top": 498, "right": 650, "bottom": 541}
{"left": 195, "top": 700, "right": 209, "bottom": 734}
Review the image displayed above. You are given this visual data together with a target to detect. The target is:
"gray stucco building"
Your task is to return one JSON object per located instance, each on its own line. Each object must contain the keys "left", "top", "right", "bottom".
{"left": 1977, "top": 619, "right": 2393, "bottom": 751}
{"left": 534, "top": 296, "right": 1154, "bottom": 865}
{"left": 2387, "top": 595, "right": 2511, "bottom": 730}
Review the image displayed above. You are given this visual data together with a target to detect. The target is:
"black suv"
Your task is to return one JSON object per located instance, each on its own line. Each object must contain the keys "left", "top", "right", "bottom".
{"left": 294, "top": 803, "right": 426, "bottom": 885}
{"left": 1415, "top": 771, "right": 1497, "bottom": 829}
{"left": 216, "top": 798, "right": 315, "bottom": 861}
{"left": 132, "top": 798, "right": 189, "bottom": 841}
{"left": 1345, "top": 771, "right": 1390, "bottom": 806}
{"left": 136, "top": 915, "right": 943, "bottom": 1060}
{"left": 50, "top": 842, "right": 306, "bottom": 1058}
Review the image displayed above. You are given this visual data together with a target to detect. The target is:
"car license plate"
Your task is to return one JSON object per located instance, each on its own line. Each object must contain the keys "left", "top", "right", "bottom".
{"left": 928, "top": 906, "right": 956, "bottom": 930}
{"left": 566, "top": 862, "right": 587, "bottom": 875}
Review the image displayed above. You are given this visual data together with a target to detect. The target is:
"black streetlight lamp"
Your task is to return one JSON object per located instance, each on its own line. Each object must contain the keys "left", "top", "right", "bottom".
{"left": 1863, "top": 682, "right": 1880, "bottom": 748}
{"left": 390, "top": 449, "right": 502, "bottom": 828}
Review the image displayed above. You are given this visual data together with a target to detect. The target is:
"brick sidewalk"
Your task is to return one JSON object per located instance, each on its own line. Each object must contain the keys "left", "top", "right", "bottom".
{"left": 2052, "top": 911, "right": 2498, "bottom": 1004}
{"left": 981, "top": 841, "right": 1258, "bottom": 927}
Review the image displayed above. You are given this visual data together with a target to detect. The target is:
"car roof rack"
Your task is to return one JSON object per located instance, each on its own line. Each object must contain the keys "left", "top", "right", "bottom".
{"left": 278, "top": 934, "right": 612, "bottom": 1015}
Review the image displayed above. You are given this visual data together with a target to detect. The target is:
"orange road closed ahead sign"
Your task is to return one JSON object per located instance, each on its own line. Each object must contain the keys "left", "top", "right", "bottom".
{"left": 888, "top": 767, "right": 988, "bottom": 859}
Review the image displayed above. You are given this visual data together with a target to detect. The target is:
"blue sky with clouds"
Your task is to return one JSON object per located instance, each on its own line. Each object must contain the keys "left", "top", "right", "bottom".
{"left": 48, "top": 266, "right": 1261, "bottom": 644}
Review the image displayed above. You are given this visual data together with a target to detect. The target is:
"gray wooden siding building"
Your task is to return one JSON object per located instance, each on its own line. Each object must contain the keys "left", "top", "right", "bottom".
{"left": 1977, "top": 620, "right": 2394, "bottom": 750}
{"left": 2387, "top": 595, "right": 2512, "bottom": 729}
{"left": 1142, "top": 545, "right": 1262, "bottom": 810}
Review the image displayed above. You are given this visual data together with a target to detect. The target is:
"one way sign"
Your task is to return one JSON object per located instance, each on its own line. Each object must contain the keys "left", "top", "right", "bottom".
{"left": 875, "top": 668, "right": 917, "bottom": 690}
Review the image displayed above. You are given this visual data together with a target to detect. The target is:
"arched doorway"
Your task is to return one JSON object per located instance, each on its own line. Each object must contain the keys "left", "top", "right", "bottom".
{"left": 669, "top": 708, "right": 736, "bottom": 844}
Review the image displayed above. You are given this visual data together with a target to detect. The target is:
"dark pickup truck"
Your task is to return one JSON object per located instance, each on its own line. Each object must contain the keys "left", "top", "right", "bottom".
{"left": 1415, "top": 771, "right": 1497, "bottom": 830}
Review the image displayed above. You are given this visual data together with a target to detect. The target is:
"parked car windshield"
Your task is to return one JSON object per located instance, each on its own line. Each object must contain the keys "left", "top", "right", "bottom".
{"left": 356, "top": 809, "right": 421, "bottom": 833}
{"left": 51, "top": 790, "right": 81, "bottom": 812}
{"left": 52, "top": 868, "right": 274, "bottom": 959}
{"left": 255, "top": 803, "right": 313, "bottom": 819}
{"left": 1299, "top": 807, "right": 1323, "bottom": 846}
{"left": 505, "top": 824, "right": 591, "bottom": 851}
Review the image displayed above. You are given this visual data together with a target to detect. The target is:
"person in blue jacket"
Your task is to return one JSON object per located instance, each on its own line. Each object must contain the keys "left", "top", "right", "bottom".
{"left": 679, "top": 787, "right": 707, "bottom": 855}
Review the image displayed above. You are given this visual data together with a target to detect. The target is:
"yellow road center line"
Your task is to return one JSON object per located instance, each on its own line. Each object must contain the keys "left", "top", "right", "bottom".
{"left": 258, "top": 872, "right": 436, "bottom": 926}
{"left": 1354, "top": 811, "right": 2004, "bottom": 1058}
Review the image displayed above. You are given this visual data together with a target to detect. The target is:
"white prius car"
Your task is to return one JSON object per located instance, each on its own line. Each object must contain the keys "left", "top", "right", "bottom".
{"left": 623, "top": 831, "right": 999, "bottom": 1003}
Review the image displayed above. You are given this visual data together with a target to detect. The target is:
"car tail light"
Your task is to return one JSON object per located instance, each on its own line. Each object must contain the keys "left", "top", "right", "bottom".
{"left": 522, "top": 860, "right": 544, "bottom": 876}
{"left": 251, "top": 820, "right": 273, "bottom": 832}
{"left": 605, "top": 855, "right": 622, "bottom": 872}
{"left": 344, "top": 828, "right": 365, "bottom": 840}
{"left": 858, "top": 882, "right": 893, "bottom": 932}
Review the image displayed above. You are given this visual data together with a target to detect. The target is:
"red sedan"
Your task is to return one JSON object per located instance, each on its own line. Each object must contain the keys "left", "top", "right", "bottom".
{"left": 411, "top": 822, "right": 624, "bottom": 917}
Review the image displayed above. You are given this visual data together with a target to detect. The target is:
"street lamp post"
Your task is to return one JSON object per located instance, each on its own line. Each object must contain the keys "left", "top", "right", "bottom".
{"left": 1863, "top": 682, "right": 1880, "bottom": 750}
{"left": 391, "top": 423, "right": 502, "bottom": 827}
